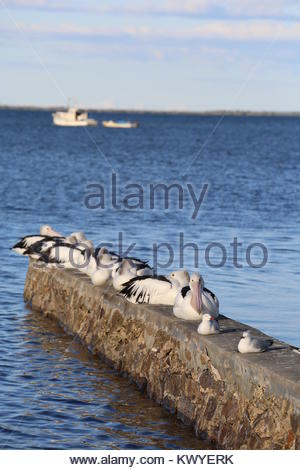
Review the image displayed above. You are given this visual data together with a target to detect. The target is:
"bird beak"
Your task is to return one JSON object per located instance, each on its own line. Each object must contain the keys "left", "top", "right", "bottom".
{"left": 191, "top": 280, "right": 202, "bottom": 313}
{"left": 50, "top": 229, "right": 62, "bottom": 237}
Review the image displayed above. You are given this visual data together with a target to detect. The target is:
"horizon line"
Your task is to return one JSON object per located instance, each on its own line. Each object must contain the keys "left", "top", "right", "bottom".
{"left": 0, "top": 104, "right": 300, "bottom": 117}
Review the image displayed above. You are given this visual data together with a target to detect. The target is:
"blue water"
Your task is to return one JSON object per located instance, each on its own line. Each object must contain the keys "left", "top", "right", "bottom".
{"left": 0, "top": 109, "right": 299, "bottom": 448}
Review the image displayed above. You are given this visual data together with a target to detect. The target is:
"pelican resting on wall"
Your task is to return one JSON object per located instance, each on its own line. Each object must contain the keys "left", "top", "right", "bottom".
{"left": 119, "top": 270, "right": 190, "bottom": 305}
{"left": 173, "top": 273, "right": 219, "bottom": 320}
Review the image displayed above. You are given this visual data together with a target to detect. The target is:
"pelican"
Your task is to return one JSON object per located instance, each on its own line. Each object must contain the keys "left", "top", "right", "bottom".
{"left": 119, "top": 270, "right": 190, "bottom": 305}
{"left": 11, "top": 226, "right": 87, "bottom": 257}
{"left": 90, "top": 248, "right": 119, "bottom": 286}
{"left": 112, "top": 259, "right": 139, "bottom": 291}
{"left": 28, "top": 235, "right": 94, "bottom": 270}
{"left": 11, "top": 225, "right": 63, "bottom": 255}
{"left": 173, "top": 273, "right": 219, "bottom": 320}
{"left": 197, "top": 314, "right": 220, "bottom": 335}
{"left": 95, "top": 247, "right": 153, "bottom": 275}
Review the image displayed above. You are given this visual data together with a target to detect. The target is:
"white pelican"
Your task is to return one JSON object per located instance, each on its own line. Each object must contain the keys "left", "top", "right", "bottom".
{"left": 197, "top": 314, "right": 220, "bottom": 335}
{"left": 112, "top": 259, "right": 139, "bottom": 291}
{"left": 238, "top": 331, "right": 273, "bottom": 354}
{"left": 11, "top": 225, "right": 63, "bottom": 255}
{"left": 95, "top": 247, "right": 153, "bottom": 274}
{"left": 11, "top": 226, "right": 87, "bottom": 257}
{"left": 119, "top": 270, "right": 190, "bottom": 305}
{"left": 173, "top": 273, "right": 219, "bottom": 320}
{"left": 90, "top": 248, "right": 119, "bottom": 286}
{"left": 28, "top": 236, "right": 94, "bottom": 269}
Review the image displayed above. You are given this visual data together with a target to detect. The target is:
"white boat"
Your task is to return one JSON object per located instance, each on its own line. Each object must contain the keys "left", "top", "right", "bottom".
{"left": 52, "top": 107, "right": 97, "bottom": 127}
{"left": 102, "top": 120, "right": 139, "bottom": 129}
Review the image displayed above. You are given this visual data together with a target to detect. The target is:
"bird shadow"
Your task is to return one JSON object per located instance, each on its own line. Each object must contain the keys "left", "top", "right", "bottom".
{"left": 219, "top": 327, "right": 244, "bottom": 334}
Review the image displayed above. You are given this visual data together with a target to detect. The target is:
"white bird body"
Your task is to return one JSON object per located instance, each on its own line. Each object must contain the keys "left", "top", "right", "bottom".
{"left": 173, "top": 289, "right": 202, "bottom": 320}
{"left": 79, "top": 254, "right": 97, "bottom": 276}
{"left": 198, "top": 314, "right": 220, "bottom": 335}
{"left": 120, "top": 270, "right": 190, "bottom": 305}
{"left": 173, "top": 273, "right": 219, "bottom": 321}
{"left": 112, "top": 259, "right": 138, "bottom": 291}
{"left": 238, "top": 331, "right": 273, "bottom": 353}
{"left": 41, "top": 244, "right": 84, "bottom": 269}
{"left": 91, "top": 268, "right": 111, "bottom": 286}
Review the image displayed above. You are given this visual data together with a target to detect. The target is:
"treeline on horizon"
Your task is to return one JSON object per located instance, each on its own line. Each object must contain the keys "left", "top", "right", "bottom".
{"left": 0, "top": 105, "right": 299, "bottom": 116}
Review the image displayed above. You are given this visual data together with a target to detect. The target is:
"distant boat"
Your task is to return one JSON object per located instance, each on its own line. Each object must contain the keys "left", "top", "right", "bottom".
{"left": 102, "top": 120, "right": 139, "bottom": 129}
{"left": 52, "top": 107, "right": 97, "bottom": 127}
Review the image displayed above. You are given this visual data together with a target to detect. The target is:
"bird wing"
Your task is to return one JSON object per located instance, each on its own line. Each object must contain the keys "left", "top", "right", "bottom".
{"left": 120, "top": 275, "right": 171, "bottom": 303}
{"left": 12, "top": 235, "right": 46, "bottom": 251}
{"left": 203, "top": 287, "right": 219, "bottom": 309}
{"left": 252, "top": 337, "right": 273, "bottom": 352}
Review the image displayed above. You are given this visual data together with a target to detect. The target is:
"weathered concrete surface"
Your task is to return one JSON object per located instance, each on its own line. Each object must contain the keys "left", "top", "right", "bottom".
{"left": 24, "top": 262, "right": 300, "bottom": 449}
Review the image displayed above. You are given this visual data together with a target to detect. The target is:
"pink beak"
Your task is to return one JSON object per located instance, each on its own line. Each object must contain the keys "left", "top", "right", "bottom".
{"left": 49, "top": 228, "right": 62, "bottom": 237}
{"left": 191, "top": 281, "right": 203, "bottom": 313}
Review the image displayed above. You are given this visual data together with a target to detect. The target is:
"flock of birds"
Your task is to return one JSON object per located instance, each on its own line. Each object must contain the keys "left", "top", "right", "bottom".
{"left": 12, "top": 225, "right": 274, "bottom": 354}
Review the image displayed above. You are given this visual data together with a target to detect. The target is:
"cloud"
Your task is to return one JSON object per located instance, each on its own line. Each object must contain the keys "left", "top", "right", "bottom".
{"left": 4, "top": 0, "right": 300, "bottom": 19}
{"left": 13, "top": 20, "right": 300, "bottom": 43}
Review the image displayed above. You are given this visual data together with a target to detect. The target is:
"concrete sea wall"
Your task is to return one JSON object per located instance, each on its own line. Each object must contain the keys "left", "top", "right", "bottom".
{"left": 24, "top": 262, "right": 300, "bottom": 449}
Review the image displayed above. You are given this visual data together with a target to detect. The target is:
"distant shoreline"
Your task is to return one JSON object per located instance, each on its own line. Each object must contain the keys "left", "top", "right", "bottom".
{"left": 0, "top": 104, "right": 300, "bottom": 117}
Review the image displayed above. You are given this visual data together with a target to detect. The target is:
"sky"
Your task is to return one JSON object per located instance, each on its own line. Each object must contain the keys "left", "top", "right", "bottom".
{"left": 1, "top": 0, "right": 300, "bottom": 111}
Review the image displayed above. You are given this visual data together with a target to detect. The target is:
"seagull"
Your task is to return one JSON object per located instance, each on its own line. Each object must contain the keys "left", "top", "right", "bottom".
{"left": 238, "top": 331, "right": 273, "bottom": 353}
{"left": 198, "top": 314, "right": 220, "bottom": 335}
{"left": 173, "top": 273, "right": 219, "bottom": 320}
{"left": 119, "top": 270, "right": 190, "bottom": 305}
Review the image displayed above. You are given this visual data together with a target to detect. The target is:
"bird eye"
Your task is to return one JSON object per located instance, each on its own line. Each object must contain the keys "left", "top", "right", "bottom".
{"left": 171, "top": 273, "right": 175, "bottom": 277}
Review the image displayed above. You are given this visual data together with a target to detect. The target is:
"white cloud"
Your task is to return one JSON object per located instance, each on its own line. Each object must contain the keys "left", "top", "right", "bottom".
{"left": 4, "top": 0, "right": 300, "bottom": 18}
{"left": 13, "top": 20, "right": 300, "bottom": 42}
{"left": 195, "top": 20, "right": 300, "bottom": 40}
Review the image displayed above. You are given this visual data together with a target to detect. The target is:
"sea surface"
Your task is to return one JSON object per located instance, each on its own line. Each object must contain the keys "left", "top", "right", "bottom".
{"left": 0, "top": 109, "right": 299, "bottom": 449}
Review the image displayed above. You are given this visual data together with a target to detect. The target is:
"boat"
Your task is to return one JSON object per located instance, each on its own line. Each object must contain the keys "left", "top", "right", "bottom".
{"left": 102, "top": 120, "right": 139, "bottom": 129}
{"left": 52, "top": 107, "right": 97, "bottom": 127}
